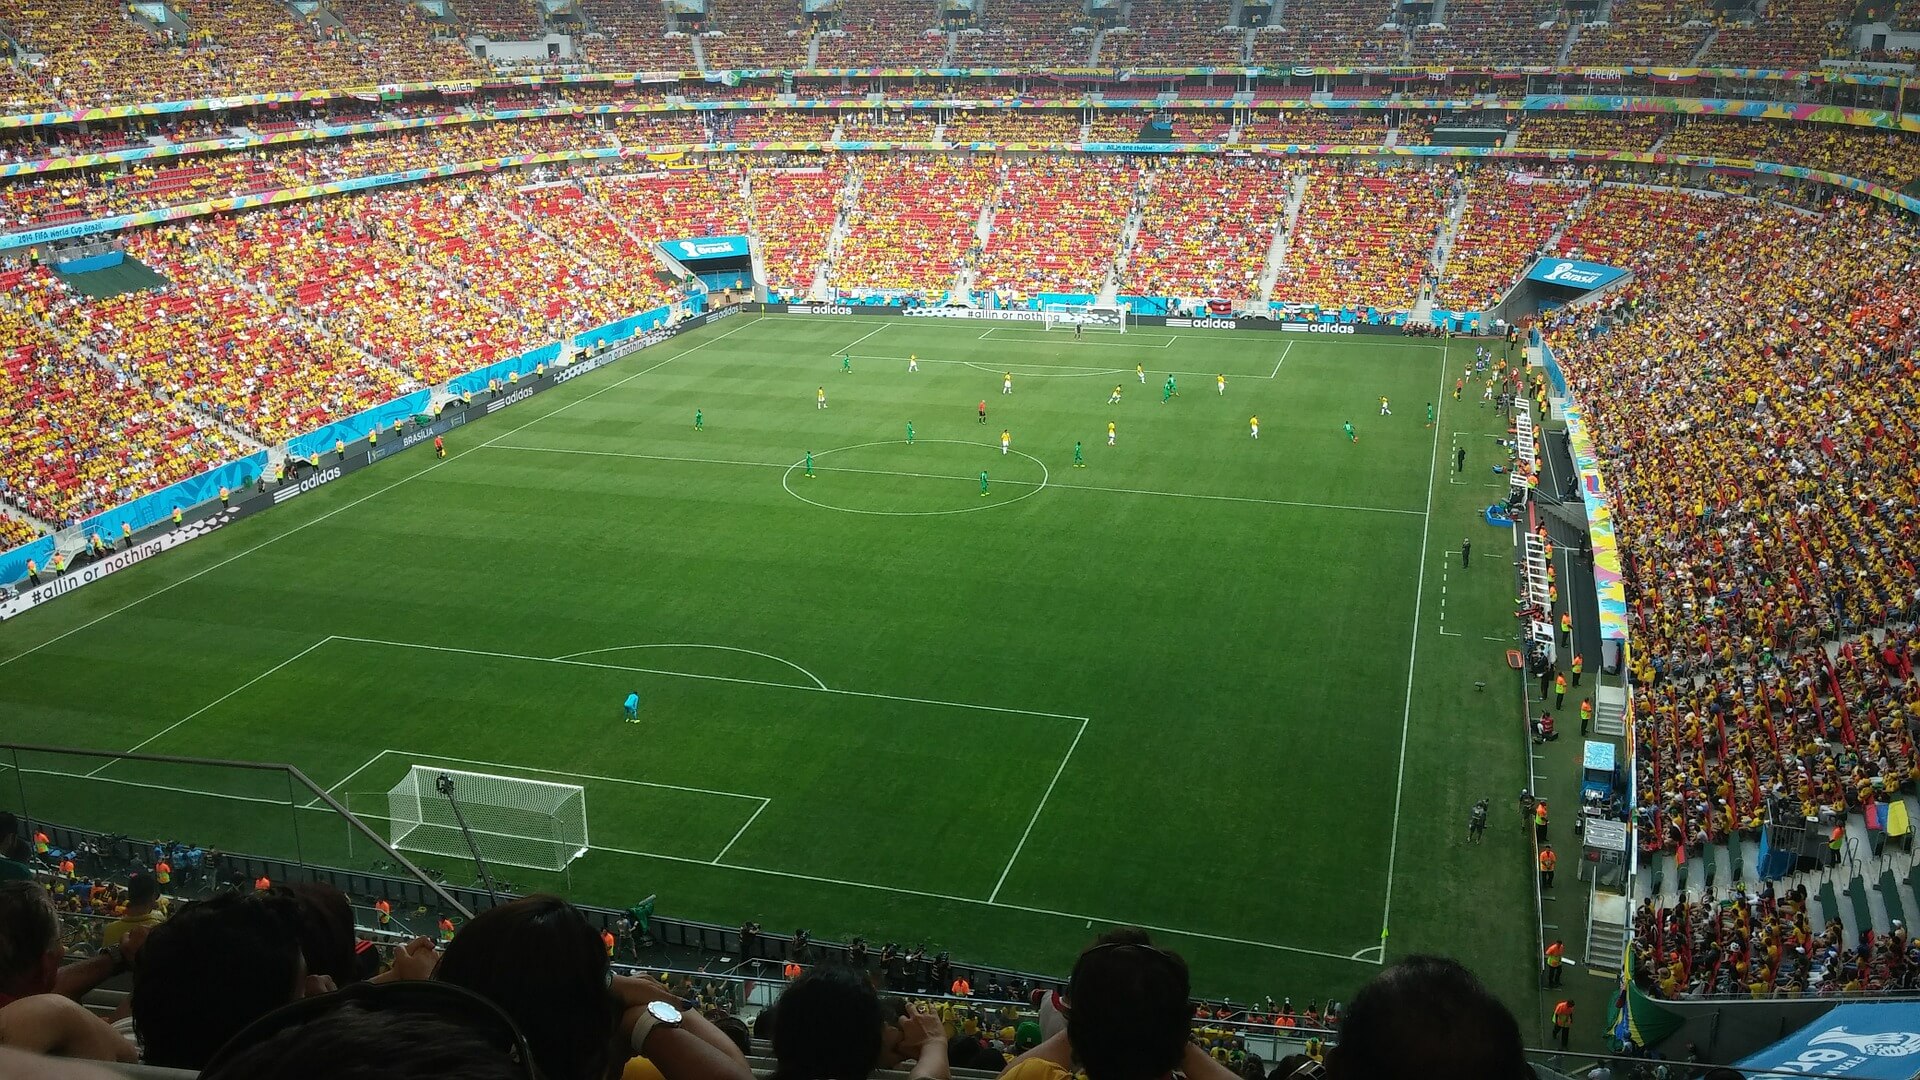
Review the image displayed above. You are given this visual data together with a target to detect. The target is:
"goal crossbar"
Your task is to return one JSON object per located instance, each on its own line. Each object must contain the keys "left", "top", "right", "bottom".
{"left": 1042, "top": 303, "right": 1128, "bottom": 333}
{"left": 385, "top": 765, "right": 589, "bottom": 873}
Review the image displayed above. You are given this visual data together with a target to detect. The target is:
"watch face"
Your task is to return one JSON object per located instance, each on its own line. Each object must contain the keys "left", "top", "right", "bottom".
{"left": 648, "top": 1000, "right": 683, "bottom": 1024}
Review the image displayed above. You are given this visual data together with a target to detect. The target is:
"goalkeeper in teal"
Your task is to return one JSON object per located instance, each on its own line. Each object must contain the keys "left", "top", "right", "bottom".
{"left": 623, "top": 690, "right": 640, "bottom": 723}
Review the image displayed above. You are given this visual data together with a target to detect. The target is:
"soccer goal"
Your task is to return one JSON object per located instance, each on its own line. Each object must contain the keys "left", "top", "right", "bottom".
{"left": 1042, "top": 303, "right": 1129, "bottom": 334}
{"left": 384, "top": 766, "right": 589, "bottom": 872}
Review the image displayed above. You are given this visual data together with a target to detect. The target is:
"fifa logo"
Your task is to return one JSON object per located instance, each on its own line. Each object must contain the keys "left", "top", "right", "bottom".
{"left": 1807, "top": 1026, "right": 1920, "bottom": 1057}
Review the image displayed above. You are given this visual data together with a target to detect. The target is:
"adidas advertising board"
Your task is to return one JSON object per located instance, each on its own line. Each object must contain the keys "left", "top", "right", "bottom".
{"left": 0, "top": 516, "right": 227, "bottom": 620}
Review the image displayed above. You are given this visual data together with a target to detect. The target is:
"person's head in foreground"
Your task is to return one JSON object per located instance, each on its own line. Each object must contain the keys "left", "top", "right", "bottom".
{"left": 1325, "top": 954, "right": 1532, "bottom": 1080}
{"left": 199, "top": 979, "right": 534, "bottom": 1080}
{"left": 132, "top": 889, "right": 312, "bottom": 1069}
{"left": 768, "top": 964, "right": 883, "bottom": 1080}
{"left": 0, "top": 880, "right": 60, "bottom": 1003}
{"left": 1066, "top": 928, "right": 1192, "bottom": 1080}
{"left": 434, "top": 893, "right": 618, "bottom": 1080}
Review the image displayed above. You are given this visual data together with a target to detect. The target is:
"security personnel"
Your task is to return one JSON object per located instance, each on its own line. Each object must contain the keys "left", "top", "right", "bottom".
{"left": 1538, "top": 846, "right": 1557, "bottom": 889}
{"left": 172, "top": 506, "right": 183, "bottom": 527}
{"left": 1559, "top": 610, "right": 1572, "bottom": 645}
{"left": 368, "top": 428, "right": 377, "bottom": 448}
{"left": 1544, "top": 939, "right": 1565, "bottom": 986}
{"left": 219, "top": 485, "right": 230, "bottom": 509}
{"left": 51, "top": 552, "right": 65, "bottom": 575}
{"left": 951, "top": 976, "right": 972, "bottom": 997}
{"left": 375, "top": 898, "right": 391, "bottom": 928}
{"left": 155, "top": 857, "right": 171, "bottom": 887}
{"left": 601, "top": 929, "right": 616, "bottom": 958}
{"left": 783, "top": 960, "right": 802, "bottom": 979}
{"left": 1534, "top": 800, "right": 1549, "bottom": 841}
{"left": 438, "top": 916, "right": 456, "bottom": 943}
{"left": 121, "top": 521, "right": 132, "bottom": 548}
{"left": 1551, "top": 1000, "right": 1574, "bottom": 1048}
{"left": 1555, "top": 671, "right": 1568, "bottom": 708}
{"left": 254, "top": 874, "right": 271, "bottom": 891}
{"left": 1571, "top": 652, "right": 1585, "bottom": 687}
{"left": 1580, "top": 697, "right": 1594, "bottom": 734}
{"left": 32, "top": 831, "right": 48, "bottom": 856}
{"left": 25, "top": 559, "right": 38, "bottom": 585}
{"left": 336, "top": 438, "right": 346, "bottom": 460}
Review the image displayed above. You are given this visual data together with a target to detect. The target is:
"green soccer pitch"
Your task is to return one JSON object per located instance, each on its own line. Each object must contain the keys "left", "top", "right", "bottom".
{"left": 0, "top": 312, "right": 1540, "bottom": 1013}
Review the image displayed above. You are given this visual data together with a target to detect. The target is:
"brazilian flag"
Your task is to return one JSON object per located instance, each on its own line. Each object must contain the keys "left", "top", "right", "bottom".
{"left": 1609, "top": 953, "right": 1685, "bottom": 1049}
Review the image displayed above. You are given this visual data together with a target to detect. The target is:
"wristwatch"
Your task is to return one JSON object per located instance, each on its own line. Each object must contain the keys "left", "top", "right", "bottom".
{"left": 630, "top": 999, "right": 684, "bottom": 1054}
{"left": 102, "top": 944, "right": 128, "bottom": 975}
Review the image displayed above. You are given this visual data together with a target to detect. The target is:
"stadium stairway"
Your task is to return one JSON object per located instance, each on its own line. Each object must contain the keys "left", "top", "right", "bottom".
{"left": 805, "top": 31, "right": 822, "bottom": 66}
{"left": 1256, "top": 169, "right": 1309, "bottom": 301}
{"left": 1687, "top": 27, "right": 1717, "bottom": 64}
{"left": 1555, "top": 23, "right": 1579, "bottom": 65}
{"left": 691, "top": 32, "right": 710, "bottom": 71}
{"left": 68, "top": 338, "right": 269, "bottom": 453}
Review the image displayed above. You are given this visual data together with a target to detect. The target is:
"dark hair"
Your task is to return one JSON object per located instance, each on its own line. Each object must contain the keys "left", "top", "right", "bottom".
{"left": 712, "top": 1013, "right": 753, "bottom": 1057}
{"left": 278, "top": 882, "right": 358, "bottom": 986}
{"left": 1066, "top": 929, "right": 1191, "bottom": 1080}
{"left": 201, "top": 994, "right": 531, "bottom": 1080}
{"left": 1325, "top": 955, "right": 1530, "bottom": 1080}
{"left": 0, "top": 881, "right": 58, "bottom": 991}
{"left": 127, "top": 872, "right": 162, "bottom": 906}
{"left": 769, "top": 965, "right": 884, "bottom": 1080}
{"left": 433, "top": 894, "right": 615, "bottom": 1080}
{"left": 133, "top": 889, "right": 308, "bottom": 1069}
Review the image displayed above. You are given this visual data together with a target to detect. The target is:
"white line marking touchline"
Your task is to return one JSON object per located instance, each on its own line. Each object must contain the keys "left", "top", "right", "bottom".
{"left": 1379, "top": 342, "right": 1450, "bottom": 950}
{"left": 482, "top": 444, "right": 1427, "bottom": 517}
{"left": 0, "top": 315, "right": 766, "bottom": 672}
{"left": 86, "top": 637, "right": 334, "bottom": 777}
{"left": 988, "top": 717, "right": 1088, "bottom": 903}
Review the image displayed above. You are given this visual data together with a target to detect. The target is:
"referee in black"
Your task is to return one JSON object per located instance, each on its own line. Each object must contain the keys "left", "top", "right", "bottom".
{"left": 1461, "top": 537, "right": 1471, "bottom": 569}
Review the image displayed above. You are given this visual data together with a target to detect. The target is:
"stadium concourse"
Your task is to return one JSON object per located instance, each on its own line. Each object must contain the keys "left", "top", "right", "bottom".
{"left": 0, "top": 0, "right": 1918, "bottom": 1073}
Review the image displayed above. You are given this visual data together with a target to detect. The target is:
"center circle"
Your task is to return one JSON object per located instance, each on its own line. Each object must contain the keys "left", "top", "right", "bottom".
{"left": 780, "top": 440, "right": 1050, "bottom": 517}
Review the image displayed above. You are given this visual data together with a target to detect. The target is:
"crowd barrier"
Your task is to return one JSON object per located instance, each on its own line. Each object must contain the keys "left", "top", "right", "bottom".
{"left": 286, "top": 392, "right": 433, "bottom": 462}
{"left": 70, "top": 452, "right": 270, "bottom": 551}
{"left": 757, "top": 300, "right": 1440, "bottom": 336}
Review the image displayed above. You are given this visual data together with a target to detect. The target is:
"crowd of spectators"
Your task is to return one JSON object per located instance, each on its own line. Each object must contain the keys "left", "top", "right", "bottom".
{"left": 327, "top": 0, "right": 485, "bottom": 84}
{"left": 1661, "top": 118, "right": 1920, "bottom": 191}
{"left": 813, "top": 0, "right": 949, "bottom": 67}
{"left": 1250, "top": 0, "right": 1406, "bottom": 65}
{"left": 1081, "top": 112, "right": 1147, "bottom": 143}
{"left": 451, "top": 0, "right": 546, "bottom": 40}
{"left": 700, "top": 0, "right": 810, "bottom": 70}
{"left": 1410, "top": 0, "right": 1565, "bottom": 65}
{"left": 575, "top": 0, "right": 696, "bottom": 71}
{"left": 1125, "top": 157, "right": 1294, "bottom": 301}
{"left": 1276, "top": 162, "right": 1449, "bottom": 315}
{"left": 942, "top": 111, "right": 1082, "bottom": 144}
{"left": 840, "top": 110, "right": 941, "bottom": 142}
{"left": 973, "top": 158, "right": 1137, "bottom": 301}
{"left": 1100, "top": 0, "right": 1247, "bottom": 67}
{"left": 711, "top": 112, "right": 839, "bottom": 143}
{"left": 747, "top": 163, "right": 845, "bottom": 297}
{"left": 2, "top": 860, "right": 1548, "bottom": 1080}
{"left": 1435, "top": 172, "right": 1585, "bottom": 312}
{"left": 215, "top": 201, "right": 537, "bottom": 386}
{"left": 0, "top": 266, "right": 247, "bottom": 527}
{"left": 588, "top": 167, "right": 752, "bottom": 256}
{"left": 1237, "top": 110, "right": 1388, "bottom": 144}
{"left": 950, "top": 0, "right": 1095, "bottom": 68}
{"left": 1545, "top": 192, "right": 1920, "bottom": 861}
{"left": 1698, "top": 0, "right": 1852, "bottom": 67}
{"left": 1514, "top": 113, "right": 1669, "bottom": 153}
{"left": 1551, "top": 183, "right": 1728, "bottom": 268}
{"left": 1566, "top": 0, "right": 1710, "bottom": 66}
{"left": 832, "top": 155, "right": 996, "bottom": 296}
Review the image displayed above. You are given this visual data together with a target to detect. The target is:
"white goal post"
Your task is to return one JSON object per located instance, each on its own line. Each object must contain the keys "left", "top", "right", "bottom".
{"left": 1042, "top": 303, "right": 1129, "bottom": 333}
{"left": 385, "top": 766, "right": 589, "bottom": 872}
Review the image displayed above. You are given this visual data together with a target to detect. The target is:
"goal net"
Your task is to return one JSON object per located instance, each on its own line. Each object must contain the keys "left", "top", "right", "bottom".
{"left": 1042, "top": 303, "right": 1128, "bottom": 334}
{"left": 385, "top": 766, "right": 589, "bottom": 872}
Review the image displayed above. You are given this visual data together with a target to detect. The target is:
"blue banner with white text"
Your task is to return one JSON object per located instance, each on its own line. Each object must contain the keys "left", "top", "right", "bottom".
{"left": 77, "top": 452, "right": 270, "bottom": 542}
{"left": 287, "top": 392, "right": 432, "bottom": 461}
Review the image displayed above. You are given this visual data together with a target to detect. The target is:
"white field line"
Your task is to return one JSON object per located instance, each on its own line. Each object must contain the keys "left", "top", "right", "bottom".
{"left": 85, "top": 637, "right": 334, "bottom": 777}
{"left": 554, "top": 643, "right": 828, "bottom": 691}
{"left": 1270, "top": 341, "right": 1294, "bottom": 378}
{"left": 831, "top": 323, "right": 891, "bottom": 355}
{"left": 331, "top": 635, "right": 1090, "bottom": 723}
{"left": 1379, "top": 343, "right": 1450, "bottom": 952}
{"left": 480, "top": 444, "right": 1427, "bottom": 518}
{"left": 711, "top": 798, "right": 773, "bottom": 864}
{"left": 306, "top": 746, "right": 772, "bottom": 809}
{"left": 0, "top": 315, "right": 766, "bottom": 673}
{"left": 978, "top": 328, "right": 1174, "bottom": 349}
{"left": 987, "top": 717, "right": 1087, "bottom": 903}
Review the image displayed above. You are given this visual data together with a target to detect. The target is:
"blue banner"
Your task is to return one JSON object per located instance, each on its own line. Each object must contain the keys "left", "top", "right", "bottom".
{"left": 286, "top": 391, "right": 431, "bottom": 461}
{"left": 77, "top": 451, "right": 269, "bottom": 542}
{"left": 1735, "top": 1003, "right": 1920, "bottom": 1078}
{"left": 0, "top": 535, "right": 55, "bottom": 586}
{"left": 664, "top": 235, "right": 751, "bottom": 261}
{"left": 572, "top": 295, "right": 705, "bottom": 353}
{"left": 445, "top": 346, "right": 558, "bottom": 400}
{"left": 1526, "top": 257, "right": 1628, "bottom": 291}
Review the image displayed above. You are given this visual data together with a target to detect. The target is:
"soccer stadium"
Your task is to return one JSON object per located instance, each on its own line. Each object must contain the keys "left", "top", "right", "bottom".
{"left": 0, "top": 0, "right": 1916, "bottom": 1075}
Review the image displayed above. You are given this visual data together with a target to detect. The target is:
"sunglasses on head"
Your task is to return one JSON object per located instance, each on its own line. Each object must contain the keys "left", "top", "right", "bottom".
{"left": 200, "top": 977, "right": 541, "bottom": 1079}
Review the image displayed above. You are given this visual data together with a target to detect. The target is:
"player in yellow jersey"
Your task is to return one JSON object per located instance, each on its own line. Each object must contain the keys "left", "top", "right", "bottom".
{"left": 908, "top": 353, "right": 919, "bottom": 372}
{"left": 1002, "top": 372, "right": 1013, "bottom": 395}
{"left": 1218, "top": 374, "right": 1227, "bottom": 396}
{"left": 1107, "top": 421, "right": 1117, "bottom": 446}
{"left": 817, "top": 386, "right": 827, "bottom": 409}
{"left": 1108, "top": 384, "right": 1123, "bottom": 404}
{"left": 1250, "top": 415, "right": 1259, "bottom": 440}
{"left": 1135, "top": 363, "right": 1145, "bottom": 384}
{"left": 1001, "top": 429, "right": 1011, "bottom": 455}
